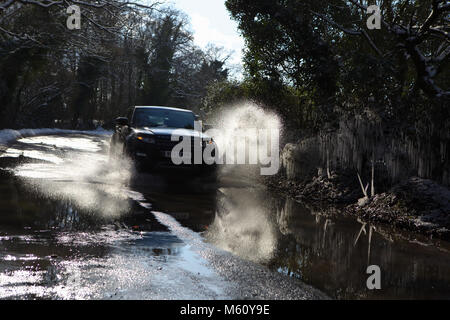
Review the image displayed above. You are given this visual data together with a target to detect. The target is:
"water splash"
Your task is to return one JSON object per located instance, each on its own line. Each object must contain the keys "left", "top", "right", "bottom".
{"left": 208, "top": 102, "right": 282, "bottom": 178}
{"left": 11, "top": 135, "right": 134, "bottom": 219}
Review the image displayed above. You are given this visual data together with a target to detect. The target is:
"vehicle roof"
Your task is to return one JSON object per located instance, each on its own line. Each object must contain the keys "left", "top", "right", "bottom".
{"left": 134, "top": 106, "right": 194, "bottom": 113}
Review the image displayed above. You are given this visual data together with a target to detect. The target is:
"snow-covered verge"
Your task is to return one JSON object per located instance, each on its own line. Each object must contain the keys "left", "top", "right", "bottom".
{"left": 0, "top": 128, "right": 112, "bottom": 152}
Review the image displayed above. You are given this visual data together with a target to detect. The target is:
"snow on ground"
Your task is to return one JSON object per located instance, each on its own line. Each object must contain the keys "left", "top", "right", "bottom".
{"left": 0, "top": 128, "right": 112, "bottom": 151}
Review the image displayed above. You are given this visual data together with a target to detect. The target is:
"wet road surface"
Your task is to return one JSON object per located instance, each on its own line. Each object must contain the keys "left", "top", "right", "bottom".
{"left": 0, "top": 133, "right": 449, "bottom": 300}
{"left": 0, "top": 134, "right": 323, "bottom": 300}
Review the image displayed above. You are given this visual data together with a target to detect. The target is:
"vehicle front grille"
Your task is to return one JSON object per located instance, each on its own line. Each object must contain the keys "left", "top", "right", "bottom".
{"left": 156, "top": 136, "right": 179, "bottom": 151}
{"left": 155, "top": 135, "right": 199, "bottom": 152}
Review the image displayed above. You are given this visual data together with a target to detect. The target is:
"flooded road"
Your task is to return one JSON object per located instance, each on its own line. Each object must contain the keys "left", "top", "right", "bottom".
{"left": 0, "top": 134, "right": 322, "bottom": 300}
{"left": 0, "top": 133, "right": 449, "bottom": 300}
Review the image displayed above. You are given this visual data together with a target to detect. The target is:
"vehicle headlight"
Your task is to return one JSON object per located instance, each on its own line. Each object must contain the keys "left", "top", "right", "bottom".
{"left": 202, "top": 138, "right": 214, "bottom": 148}
{"left": 137, "top": 135, "right": 156, "bottom": 144}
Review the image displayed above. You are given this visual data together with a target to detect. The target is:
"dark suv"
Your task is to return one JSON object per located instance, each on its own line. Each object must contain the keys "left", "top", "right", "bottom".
{"left": 110, "top": 106, "right": 217, "bottom": 176}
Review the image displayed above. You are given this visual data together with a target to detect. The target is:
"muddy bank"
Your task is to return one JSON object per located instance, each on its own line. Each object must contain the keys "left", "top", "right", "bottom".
{"left": 272, "top": 127, "right": 450, "bottom": 242}
{"left": 265, "top": 173, "right": 450, "bottom": 241}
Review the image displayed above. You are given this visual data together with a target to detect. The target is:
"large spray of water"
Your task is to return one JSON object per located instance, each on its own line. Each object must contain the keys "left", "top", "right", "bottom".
{"left": 207, "top": 101, "right": 282, "bottom": 179}
{"left": 202, "top": 102, "right": 283, "bottom": 262}
{"left": 13, "top": 135, "right": 134, "bottom": 219}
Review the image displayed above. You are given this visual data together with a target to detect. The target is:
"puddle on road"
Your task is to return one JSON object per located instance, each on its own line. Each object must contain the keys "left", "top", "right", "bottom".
{"left": 0, "top": 135, "right": 228, "bottom": 299}
{"left": 0, "top": 169, "right": 180, "bottom": 299}
{"left": 0, "top": 134, "right": 450, "bottom": 300}
{"left": 203, "top": 188, "right": 450, "bottom": 300}
{"left": 127, "top": 180, "right": 450, "bottom": 300}
{"left": 0, "top": 168, "right": 228, "bottom": 300}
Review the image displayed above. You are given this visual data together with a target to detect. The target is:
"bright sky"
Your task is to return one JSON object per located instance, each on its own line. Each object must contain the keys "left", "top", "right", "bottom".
{"left": 164, "top": 0, "right": 245, "bottom": 73}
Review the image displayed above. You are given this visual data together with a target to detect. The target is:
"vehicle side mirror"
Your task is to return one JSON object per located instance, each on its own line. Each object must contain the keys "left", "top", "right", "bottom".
{"left": 195, "top": 115, "right": 201, "bottom": 121}
{"left": 115, "top": 117, "right": 129, "bottom": 126}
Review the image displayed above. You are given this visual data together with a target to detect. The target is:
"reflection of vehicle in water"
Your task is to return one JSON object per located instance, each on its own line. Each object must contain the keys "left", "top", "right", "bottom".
{"left": 110, "top": 106, "right": 217, "bottom": 178}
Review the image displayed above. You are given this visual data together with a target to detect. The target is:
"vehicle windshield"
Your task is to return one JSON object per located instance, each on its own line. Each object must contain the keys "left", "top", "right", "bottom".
{"left": 133, "top": 108, "right": 195, "bottom": 129}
